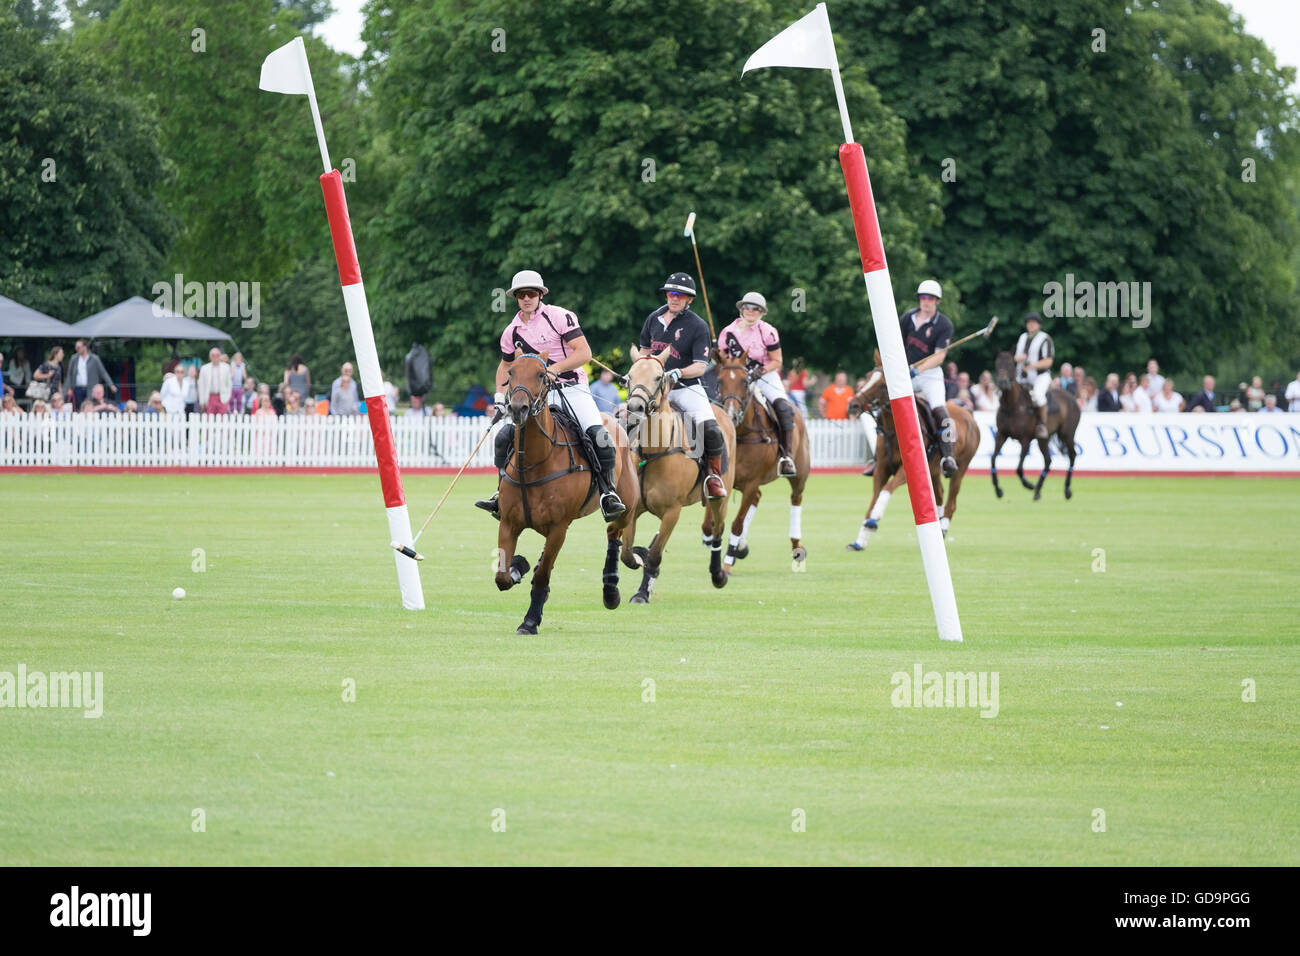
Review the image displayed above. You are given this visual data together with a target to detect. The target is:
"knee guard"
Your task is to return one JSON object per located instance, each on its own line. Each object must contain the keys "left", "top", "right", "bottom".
{"left": 494, "top": 423, "right": 515, "bottom": 470}
{"left": 702, "top": 419, "right": 725, "bottom": 458}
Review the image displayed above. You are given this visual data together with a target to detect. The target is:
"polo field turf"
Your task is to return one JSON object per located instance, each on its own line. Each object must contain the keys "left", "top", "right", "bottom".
{"left": 2, "top": 473, "right": 1296, "bottom": 865}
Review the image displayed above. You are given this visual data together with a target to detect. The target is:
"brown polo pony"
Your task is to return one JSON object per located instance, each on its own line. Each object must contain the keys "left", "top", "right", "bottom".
{"left": 707, "top": 354, "right": 811, "bottom": 571}
{"left": 991, "top": 350, "right": 1079, "bottom": 501}
{"left": 494, "top": 353, "right": 641, "bottom": 634}
{"left": 621, "top": 346, "right": 736, "bottom": 601}
{"left": 844, "top": 359, "right": 979, "bottom": 551}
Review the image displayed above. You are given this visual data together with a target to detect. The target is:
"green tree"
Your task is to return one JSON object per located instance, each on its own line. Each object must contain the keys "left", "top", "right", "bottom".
{"left": 365, "top": 0, "right": 938, "bottom": 389}
{"left": 0, "top": 11, "right": 176, "bottom": 320}
{"left": 838, "top": 0, "right": 1300, "bottom": 379}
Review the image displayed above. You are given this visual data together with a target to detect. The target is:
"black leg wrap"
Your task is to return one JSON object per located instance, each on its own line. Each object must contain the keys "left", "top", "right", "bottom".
{"left": 932, "top": 407, "right": 954, "bottom": 459}
{"left": 587, "top": 425, "right": 616, "bottom": 491}
{"left": 494, "top": 423, "right": 515, "bottom": 470}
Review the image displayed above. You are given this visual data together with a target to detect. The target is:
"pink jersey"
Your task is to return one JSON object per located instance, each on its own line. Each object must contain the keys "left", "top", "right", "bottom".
{"left": 499, "top": 303, "right": 588, "bottom": 384}
{"left": 718, "top": 317, "right": 780, "bottom": 365}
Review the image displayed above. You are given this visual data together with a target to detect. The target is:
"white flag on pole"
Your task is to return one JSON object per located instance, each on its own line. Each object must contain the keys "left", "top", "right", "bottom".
{"left": 260, "top": 36, "right": 313, "bottom": 95}
{"left": 742, "top": 3, "right": 837, "bottom": 75}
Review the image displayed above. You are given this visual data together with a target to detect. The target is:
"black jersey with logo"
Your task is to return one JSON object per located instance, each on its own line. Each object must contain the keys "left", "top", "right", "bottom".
{"left": 639, "top": 306, "right": 712, "bottom": 388}
{"left": 899, "top": 308, "right": 955, "bottom": 365}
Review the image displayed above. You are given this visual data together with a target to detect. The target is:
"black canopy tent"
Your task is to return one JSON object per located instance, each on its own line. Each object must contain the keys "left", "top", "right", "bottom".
{"left": 0, "top": 295, "right": 76, "bottom": 337}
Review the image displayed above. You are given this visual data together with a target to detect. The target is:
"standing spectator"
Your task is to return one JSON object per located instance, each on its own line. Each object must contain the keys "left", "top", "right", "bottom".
{"left": 1119, "top": 379, "right": 1138, "bottom": 412}
{"left": 6, "top": 347, "right": 31, "bottom": 399}
{"left": 818, "top": 371, "right": 854, "bottom": 420}
{"left": 944, "top": 361, "right": 959, "bottom": 400}
{"left": 1097, "top": 373, "right": 1122, "bottom": 412}
{"left": 89, "top": 384, "right": 119, "bottom": 415}
{"left": 330, "top": 362, "right": 361, "bottom": 415}
{"left": 1079, "top": 377, "right": 1098, "bottom": 412}
{"left": 241, "top": 376, "right": 257, "bottom": 413}
{"left": 383, "top": 378, "right": 400, "bottom": 413}
{"left": 66, "top": 339, "right": 116, "bottom": 408}
{"left": 197, "top": 347, "right": 231, "bottom": 414}
{"left": 30, "top": 345, "right": 65, "bottom": 402}
{"left": 1245, "top": 376, "right": 1266, "bottom": 412}
{"left": 1145, "top": 359, "right": 1165, "bottom": 396}
{"left": 786, "top": 365, "right": 809, "bottom": 418}
{"left": 1285, "top": 370, "right": 1300, "bottom": 412}
{"left": 405, "top": 393, "right": 433, "bottom": 418}
{"left": 230, "top": 352, "right": 247, "bottom": 415}
{"left": 284, "top": 353, "right": 311, "bottom": 406}
{"left": 1058, "top": 362, "right": 1077, "bottom": 396}
{"left": 1184, "top": 375, "right": 1218, "bottom": 413}
{"left": 1152, "top": 378, "right": 1185, "bottom": 413}
{"left": 182, "top": 365, "right": 200, "bottom": 415}
{"left": 971, "top": 370, "right": 999, "bottom": 412}
{"left": 160, "top": 367, "right": 185, "bottom": 416}
{"left": 0, "top": 351, "right": 7, "bottom": 398}
{"left": 1133, "top": 375, "right": 1154, "bottom": 413}
{"left": 1261, "top": 394, "right": 1283, "bottom": 413}
{"left": 588, "top": 367, "right": 622, "bottom": 413}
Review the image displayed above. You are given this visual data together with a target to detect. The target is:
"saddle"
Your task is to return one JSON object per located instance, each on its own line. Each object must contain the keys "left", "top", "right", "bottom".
{"left": 912, "top": 395, "right": 941, "bottom": 457}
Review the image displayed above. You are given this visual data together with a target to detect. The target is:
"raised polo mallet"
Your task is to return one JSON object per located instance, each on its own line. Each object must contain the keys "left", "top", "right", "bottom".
{"left": 392, "top": 414, "right": 500, "bottom": 561}
{"left": 909, "top": 315, "right": 998, "bottom": 370}
{"left": 684, "top": 212, "right": 716, "bottom": 339}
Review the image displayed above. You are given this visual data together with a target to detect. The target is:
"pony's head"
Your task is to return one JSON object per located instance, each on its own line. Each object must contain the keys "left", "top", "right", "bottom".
{"left": 714, "top": 348, "right": 753, "bottom": 428}
{"left": 506, "top": 350, "right": 551, "bottom": 425}
{"left": 624, "top": 344, "right": 673, "bottom": 434}
{"left": 848, "top": 350, "right": 887, "bottom": 417}
{"left": 994, "top": 351, "right": 1016, "bottom": 391}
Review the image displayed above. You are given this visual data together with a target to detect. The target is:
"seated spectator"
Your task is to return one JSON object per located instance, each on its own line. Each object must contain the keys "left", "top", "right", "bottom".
{"left": 1097, "top": 373, "right": 1121, "bottom": 412}
{"left": 123, "top": 400, "right": 139, "bottom": 414}
{"left": 1145, "top": 359, "right": 1165, "bottom": 396}
{"left": 432, "top": 402, "right": 448, "bottom": 417}
{"left": 330, "top": 362, "right": 361, "bottom": 415}
{"left": 1059, "top": 362, "right": 1077, "bottom": 396}
{"left": 405, "top": 393, "right": 433, "bottom": 418}
{"left": 1261, "top": 394, "right": 1283, "bottom": 413}
{"left": 252, "top": 383, "right": 277, "bottom": 418}
{"left": 818, "top": 371, "right": 854, "bottom": 420}
{"left": 1151, "top": 378, "right": 1184, "bottom": 413}
{"left": 1184, "top": 375, "right": 1217, "bottom": 413}
{"left": 6, "top": 347, "right": 32, "bottom": 398}
{"left": 1074, "top": 365, "right": 1087, "bottom": 390}
{"left": 30, "top": 400, "right": 47, "bottom": 417}
{"left": 589, "top": 367, "right": 622, "bottom": 413}
{"left": 944, "top": 361, "right": 958, "bottom": 400}
{"left": 954, "top": 371, "right": 973, "bottom": 408}
{"left": 1229, "top": 398, "right": 1244, "bottom": 412}
{"left": 1246, "top": 375, "right": 1265, "bottom": 412}
{"left": 47, "top": 391, "right": 69, "bottom": 419}
{"left": 971, "top": 371, "right": 999, "bottom": 412}
{"left": 79, "top": 400, "right": 96, "bottom": 415}
{"left": 89, "top": 384, "right": 119, "bottom": 415}
{"left": 1133, "top": 375, "right": 1154, "bottom": 413}
{"left": 142, "top": 392, "right": 165, "bottom": 416}
{"left": 284, "top": 389, "right": 306, "bottom": 416}
{"left": 1, "top": 394, "right": 23, "bottom": 416}
{"left": 1286, "top": 370, "right": 1300, "bottom": 412}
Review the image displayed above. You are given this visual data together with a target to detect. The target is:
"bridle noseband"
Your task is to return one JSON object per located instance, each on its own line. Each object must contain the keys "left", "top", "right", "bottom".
{"left": 625, "top": 355, "right": 667, "bottom": 424}
{"left": 509, "top": 354, "right": 552, "bottom": 423}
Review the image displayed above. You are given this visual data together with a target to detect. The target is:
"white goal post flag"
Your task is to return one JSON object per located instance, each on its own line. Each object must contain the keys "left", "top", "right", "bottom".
{"left": 742, "top": 3, "right": 838, "bottom": 75}
{"left": 259, "top": 35, "right": 313, "bottom": 95}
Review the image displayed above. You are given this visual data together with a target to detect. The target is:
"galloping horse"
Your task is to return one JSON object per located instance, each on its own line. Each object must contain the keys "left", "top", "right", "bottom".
{"left": 990, "top": 350, "right": 1079, "bottom": 501}
{"left": 621, "top": 346, "right": 736, "bottom": 602}
{"left": 708, "top": 353, "right": 810, "bottom": 571}
{"left": 494, "top": 353, "right": 641, "bottom": 634}
{"left": 844, "top": 358, "right": 979, "bottom": 550}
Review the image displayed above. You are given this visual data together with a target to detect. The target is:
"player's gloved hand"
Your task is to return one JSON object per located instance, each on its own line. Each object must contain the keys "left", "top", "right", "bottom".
{"left": 666, "top": 368, "right": 682, "bottom": 385}
{"left": 492, "top": 392, "right": 507, "bottom": 423}
{"left": 748, "top": 366, "right": 764, "bottom": 383}
{"left": 909, "top": 366, "right": 917, "bottom": 379}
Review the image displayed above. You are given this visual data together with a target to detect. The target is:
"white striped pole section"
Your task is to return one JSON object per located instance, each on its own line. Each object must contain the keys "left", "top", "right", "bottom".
{"left": 838, "top": 143, "right": 962, "bottom": 642}
{"left": 319, "top": 170, "right": 425, "bottom": 610}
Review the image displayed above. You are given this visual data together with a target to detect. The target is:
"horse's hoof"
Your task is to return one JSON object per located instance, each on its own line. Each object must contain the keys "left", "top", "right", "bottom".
{"left": 845, "top": 542, "right": 864, "bottom": 552}
{"left": 995, "top": 487, "right": 1004, "bottom": 499}
{"left": 630, "top": 591, "right": 649, "bottom": 604}
{"left": 712, "top": 572, "right": 728, "bottom": 589}
{"left": 516, "top": 621, "right": 538, "bottom": 635}
{"left": 632, "top": 546, "right": 649, "bottom": 568}
{"left": 792, "top": 546, "right": 807, "bottom": 563}
{"left": 495, "top": 578, "right": 512, "bottom": 592}
{"left": 1033, "top": 491, "right": 1042, "bottom": 501}
{"left": 603, "top": 586, "right": 620, "bottom": 610}
{"left": 1065, "top": 488, "right": 1073, "bottom": 500}
{"left": 864, "top": 518, "right": 878, "bottom": 530}
{"left": 734, "top": 543, "right": 749, "bottom": 560}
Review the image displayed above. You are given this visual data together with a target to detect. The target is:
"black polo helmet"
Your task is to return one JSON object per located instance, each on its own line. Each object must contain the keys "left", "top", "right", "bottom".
{"left": 1024, "top": 311, "right": 1043, "bottom": 326}
{"left": 658, "top": 272, "right": 697, "bottom": 296}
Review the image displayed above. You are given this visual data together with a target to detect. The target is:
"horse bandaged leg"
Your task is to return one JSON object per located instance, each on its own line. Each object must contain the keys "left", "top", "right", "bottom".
{"left": 788, "top": 503, "right": 801, "bottom": 540}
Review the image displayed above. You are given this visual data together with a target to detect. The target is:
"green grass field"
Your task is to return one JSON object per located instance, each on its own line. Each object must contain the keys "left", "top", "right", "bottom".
{"left": 1, "top": 472, "right": 1296, "bottom": 865}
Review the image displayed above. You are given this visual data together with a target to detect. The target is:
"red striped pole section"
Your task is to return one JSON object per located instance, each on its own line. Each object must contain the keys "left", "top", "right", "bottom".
{"left": 838, "top": 143, "right": 962, "bottom": 642}
{"left": 319, "top": 169, "right": 425, "bottom": 610}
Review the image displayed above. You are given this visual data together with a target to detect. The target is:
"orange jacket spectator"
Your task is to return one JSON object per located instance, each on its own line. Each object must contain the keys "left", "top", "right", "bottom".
{"left": 819, "top": 372, "right": 854, "bottom": 419}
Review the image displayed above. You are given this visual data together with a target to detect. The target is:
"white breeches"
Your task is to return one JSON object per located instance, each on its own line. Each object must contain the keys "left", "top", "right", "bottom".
{"left": 754, "top": 371, "right": 787, "bottom": 407}
{"left": 913, "top": 367, "right": 947, "bottom": 411}
{"left": 667, "top": 383, "right": 715, "bottom": 426}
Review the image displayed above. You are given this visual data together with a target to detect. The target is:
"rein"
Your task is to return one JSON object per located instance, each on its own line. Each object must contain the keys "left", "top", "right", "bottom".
{"left": 719, "top": 365, "right": 776, "bottom": 445}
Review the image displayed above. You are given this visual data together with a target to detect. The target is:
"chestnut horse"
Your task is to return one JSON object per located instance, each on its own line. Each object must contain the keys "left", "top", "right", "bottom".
{"left": 991, "top": 351, "right": 1079, "bottom": 501}
{"left": 707, "top": 354, "right": 810, "bottom": 572}
{"left": 494, "top": 353, "right": 640, "bottom": 634}
{"left": 844, "top": 362, "right": 979, "bottom": 551}
{"left": 622, "top": 346, "right": 736, "bottom": 602}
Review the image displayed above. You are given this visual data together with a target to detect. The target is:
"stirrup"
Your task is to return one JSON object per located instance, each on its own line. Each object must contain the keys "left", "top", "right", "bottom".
{"left": 600, "top": 491, "right": 626, "bottom": 521}
{"left": 475, "top": 491, "right": 501, "bottom": 520}
{"left": 704, "top": 474, "right": 726, "bottom": 499}
{"left": 778, "top": 455, "right": 796, "bottom": 476}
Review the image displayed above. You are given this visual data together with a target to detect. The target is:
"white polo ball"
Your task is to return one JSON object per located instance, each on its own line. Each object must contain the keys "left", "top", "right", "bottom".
{"left": 172, "top": 587, "right": 186, "bottom": 600}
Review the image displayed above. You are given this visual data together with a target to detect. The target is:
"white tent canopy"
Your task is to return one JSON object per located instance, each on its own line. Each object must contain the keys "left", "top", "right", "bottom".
{"left": 71, "top": 296, "right": 235, "bottom": 342}
{"left": 0, "top": 295, "right": 76, "bottom": 337}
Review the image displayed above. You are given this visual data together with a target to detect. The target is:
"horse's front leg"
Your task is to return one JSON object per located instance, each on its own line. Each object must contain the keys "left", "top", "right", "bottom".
{"left": 1016, "top": 441, "right": 1033, "bottom": 491}
{"left": 725, "top": 482, "right": 761, "bottom": 572}
{"left": 518, "top": 523, "right": 569, "bottom": 634}
{"left": 1033, "top": 436, "right": 1052, "bottom": 502}
{"left": 990, "top": 431, "right": 1008, "bottom": 498}
{"left": 495, "top": 520, "right": 529, "bottom": 591}
{"left": 603, "top": 524, "right": 623, "bottom": 610}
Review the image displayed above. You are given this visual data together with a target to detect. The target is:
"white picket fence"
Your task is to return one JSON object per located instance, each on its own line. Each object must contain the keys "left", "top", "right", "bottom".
{"left": 0, "top": 413, "right": 870, "bottom": 469}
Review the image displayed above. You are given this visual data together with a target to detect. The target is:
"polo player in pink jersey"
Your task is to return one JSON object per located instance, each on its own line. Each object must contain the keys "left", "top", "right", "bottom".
{"left": 475, "top": 269, "right": 627, "bottom": 521}
{"left": 717, "top": 291, "right": 799, "bottom": 476}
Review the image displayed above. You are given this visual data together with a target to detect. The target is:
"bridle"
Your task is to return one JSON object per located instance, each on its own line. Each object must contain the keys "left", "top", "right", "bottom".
{"left": 718, "top": 362, "right": 758, "bottom": 429}
{"left": 624, "top": 354, "right": 668, "bottom": 427}
{"left": 509, "top": 354, "right": 552, "bottom": 427}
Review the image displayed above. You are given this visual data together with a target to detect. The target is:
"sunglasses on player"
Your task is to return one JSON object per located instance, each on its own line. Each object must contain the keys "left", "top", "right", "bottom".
{"left": 514, "top": 290, "right": 541, "bottom": 299}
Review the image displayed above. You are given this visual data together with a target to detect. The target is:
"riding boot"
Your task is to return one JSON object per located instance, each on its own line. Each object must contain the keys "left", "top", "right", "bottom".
{"left": 932, "top": 405, "right": 958, "bottom": 478}
{"left": 773, "top": 398, "right": 797, "bottom": 477}
{"left": 475, "top": 423, "right": 514, "bottom": 519}
{"left": 701, "top": 420, "right": 727, "bottom": 499}
{"left": 586, "top": 425, "right": 626, "bottom": 521}
{"left": 1034, "top": 404, "right": 1049, "bottom": 440}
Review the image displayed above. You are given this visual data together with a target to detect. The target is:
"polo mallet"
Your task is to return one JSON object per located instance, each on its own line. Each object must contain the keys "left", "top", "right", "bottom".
{"left": 909, "top": 315, "right": 998, "bottom": 370}
{"left": 589, "top": 356, "right": 628, "bottom": 387}
{"left": 684, "top": 212, "right": 716, "bottom": 339}
{"left": 392, "top": 413, "right": 500, "bottom": 561}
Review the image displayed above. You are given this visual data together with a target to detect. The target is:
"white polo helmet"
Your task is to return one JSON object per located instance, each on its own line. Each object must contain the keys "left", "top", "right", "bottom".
{"left": 507, "top": 270, "right": 549, "bottom": 296}
{"left": 736, "top": 291, "right": 768, "bottom": 313}
{"left": 917, "top": 279, "right": 942, "bottom": 299}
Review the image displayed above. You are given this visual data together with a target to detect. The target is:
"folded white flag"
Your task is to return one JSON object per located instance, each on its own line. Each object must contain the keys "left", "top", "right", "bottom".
{"left": 742, "top": 3, "right": 837, "bottom": 74}
{"left": 260, "top": 36, "right": 313, "bottom": 95}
